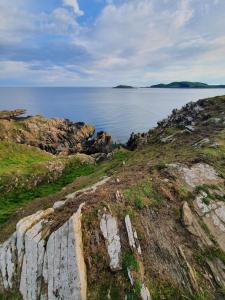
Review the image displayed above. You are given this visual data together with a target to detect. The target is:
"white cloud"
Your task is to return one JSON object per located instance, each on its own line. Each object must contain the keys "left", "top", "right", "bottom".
{"left": 63, "top": 0, "right": 84, "bottom": 16}
{"left": 173, "top": 0, "right": 193, "bottom": 29}
{"left": 0, "top": 0, "right": 225, "bottom": 86}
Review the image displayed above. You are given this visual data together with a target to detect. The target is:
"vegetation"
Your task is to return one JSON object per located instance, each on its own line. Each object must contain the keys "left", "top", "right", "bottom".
{"left": 150, "top": 81, "right": 225, "bottom": 88}
{"left": 0, "top": 147, "right": 131, "bottom": 226}
{"left": 124, "top": 180, "right": 164, "bottom": 209}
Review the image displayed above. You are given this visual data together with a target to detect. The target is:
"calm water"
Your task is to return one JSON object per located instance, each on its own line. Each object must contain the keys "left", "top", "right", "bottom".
{"left": 0, "top": 87, "right": 224, "bottom": 142}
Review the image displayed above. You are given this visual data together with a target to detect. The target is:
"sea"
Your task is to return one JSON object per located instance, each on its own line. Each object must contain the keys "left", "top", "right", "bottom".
{"left": 0, "top": 87, "right": 224, "bottom": 143}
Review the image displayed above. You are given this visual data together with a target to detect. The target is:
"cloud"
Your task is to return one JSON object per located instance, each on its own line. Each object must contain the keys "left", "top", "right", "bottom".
{"left": 63, "top": 0, "right": 84, "bottom": 16}
{"left": 0, "top": 0, "right": 225, "bottom": 86}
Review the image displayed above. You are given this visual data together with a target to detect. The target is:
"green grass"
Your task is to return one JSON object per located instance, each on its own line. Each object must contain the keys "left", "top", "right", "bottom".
{"left": 0, "top": 149, "right": 131, "bottom": 226}
{"left": 0, "top": 141, "right": 54, "bottom": 175}
{"left": 124, "top": 180, "right": 164, "bottom": 209}
{"left": 122, "top": 253, "right": 140, "bottom": 272}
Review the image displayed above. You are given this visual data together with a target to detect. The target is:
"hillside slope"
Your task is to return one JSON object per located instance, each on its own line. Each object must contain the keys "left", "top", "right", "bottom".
{"left": 0, "top": 95, "right": 225, "bottom": 300}
{"left": 150, "top": 81, "right": 225, "bottom": 88}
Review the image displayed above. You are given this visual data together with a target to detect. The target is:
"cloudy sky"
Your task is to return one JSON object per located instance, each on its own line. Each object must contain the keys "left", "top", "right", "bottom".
{"left": 0, "top": 0, "right": 225, "bottom": 86}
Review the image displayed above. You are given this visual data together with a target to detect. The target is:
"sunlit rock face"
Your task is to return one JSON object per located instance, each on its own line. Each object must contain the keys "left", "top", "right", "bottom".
{"left": 0, "top": 206, "right": 86, "bottom": 300}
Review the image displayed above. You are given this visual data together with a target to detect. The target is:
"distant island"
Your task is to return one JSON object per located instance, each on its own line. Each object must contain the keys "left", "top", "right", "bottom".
{"left": 113, "top": 85, "right": 134, "bottom": 89}
{"left": 150, "top": 81, "right": 225, "bottom": 89}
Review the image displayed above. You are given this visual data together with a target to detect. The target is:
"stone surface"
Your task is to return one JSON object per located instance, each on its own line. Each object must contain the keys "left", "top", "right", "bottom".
{"left": 43, "top": 205, "right": 86, "bottom": 300}
{"left": 182, "top": 201, "right": 213, "bottom": 247}
{"left": 19, "top": 219, "right": 51, "bottom": 300}
{"left": 0, "top": 233, "right": 16, "bottom": 289}
{"left": 0, "top": 112, "right": 114, "bottom": 156}
{"left": 0, "top": 203, "right": 86, "bottom": 300}
{"left": 100, "top": 213, "right": 122, "bottom": 271}
{"left": 53, "top": 200, "right": 65, "bottom": 209}
{"left": 125, "top": 215, "right": 142, "bottom": 255}
{"left": 194, "top": 194, "right": 225, "bottom": 251}
{"left": 167, "top": 163, "right": 222, "bottom": 190}
{"left": 140, "top": 284, "right": 151, "bottom": 300}
{"left": 66, "top": 176, "right": 110, "bottom": 200}
{"left": 86, "top": 131, "right": 113, "bottom": 154}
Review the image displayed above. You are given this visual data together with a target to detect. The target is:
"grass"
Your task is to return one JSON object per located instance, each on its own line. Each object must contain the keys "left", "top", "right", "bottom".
{"left": 195, "top": 246, "right": 225, "bottom": 265}
{"left": 122, "top": 253, "right": 140, "bottom": 272}
{"left": 0, "top": 148, "right": 131, "bottom": 226}
{"left": 124, "top": 180, "right": 164, "bottom": 209}
{"left": 0, "top": 141, "right": 54, "bottom": 175}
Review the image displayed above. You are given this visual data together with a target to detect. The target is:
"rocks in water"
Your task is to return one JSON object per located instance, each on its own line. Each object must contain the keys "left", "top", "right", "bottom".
{"left": 125, "top": 215, "right": 141, "bottom": 255}
{"left": 100, "top": 213, "right": 122, "bottom": 271}
{"left": 167, "top": 163, "right": 222, "bottom": 190}
{"left": 86, "top": 131, "right": 113, "bottom": 154}
{"left": 0, "top": 204, "right": 87, "bottom": 300}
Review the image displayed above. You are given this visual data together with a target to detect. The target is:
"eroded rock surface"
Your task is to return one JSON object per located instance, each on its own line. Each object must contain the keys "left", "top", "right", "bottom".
{"left": 194, "top": 194, "right": 225, "bottom": 251}
{"left": 0, "top": 205, "right": 86, "bottom": 300}
{"left": 125, "top": 215, "right": 142, "bottom": 254}
{"left": 167, "top": 163, "right": 222, "bottom": 190}
{"left": 100, "top": 213, "right": 122, "bottom": 271}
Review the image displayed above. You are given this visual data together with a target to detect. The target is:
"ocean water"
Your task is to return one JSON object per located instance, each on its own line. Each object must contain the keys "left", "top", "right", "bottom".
{"left": 0, "top": 87, "right": 224, "bottom": 142}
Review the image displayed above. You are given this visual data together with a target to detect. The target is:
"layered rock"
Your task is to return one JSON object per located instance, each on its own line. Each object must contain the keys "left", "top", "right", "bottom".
{"left": 167, "top": 163, "right": 222, "bottom": 190}
{"left": 0, "top": 111, "right": 113, "bottom": 155}
{"left": 100, "top": 213, "right": 122, "bottom": 271}
{"left": 0, "top": 205, "right": 86, "bottom": 300}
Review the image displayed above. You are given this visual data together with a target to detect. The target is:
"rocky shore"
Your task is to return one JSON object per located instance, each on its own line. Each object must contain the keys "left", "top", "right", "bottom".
{"left": 0, "top": 109, "right": 113, "bottom": 155}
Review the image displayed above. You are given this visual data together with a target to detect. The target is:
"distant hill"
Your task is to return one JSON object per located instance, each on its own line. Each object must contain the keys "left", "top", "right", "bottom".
{"left": 150, "top": 81, "right": 225, "bottom": 88}
{"left": 113, "top": 85, "right": 134, "bottom": 89}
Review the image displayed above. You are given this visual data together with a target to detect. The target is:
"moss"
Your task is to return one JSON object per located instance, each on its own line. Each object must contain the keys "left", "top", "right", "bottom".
{"left": 122, "top": 253, "right": 140, "bottom": 272}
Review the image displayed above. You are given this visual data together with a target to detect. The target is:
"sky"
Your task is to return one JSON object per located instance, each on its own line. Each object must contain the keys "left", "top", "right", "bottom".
{"left": 0, "top": 0, "right": 225, "bottom": 86}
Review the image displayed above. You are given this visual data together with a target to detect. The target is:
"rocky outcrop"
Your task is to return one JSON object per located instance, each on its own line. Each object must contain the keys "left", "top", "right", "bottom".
{"left": 100, "top": 212, "right": 122, "bottom": 271}
{"left": 0, "top": 109, "right": 26, "bottom": 120}
{"left": 0, "top": 111, "right": 113, "bottom": 155}
{"left": 0, "top": 204, "right": 86, "bottom": 300}
{"left": 127, "top": 96, "right": 225, "bottom": 149}
{"left": 86, "top": 131, "right": 113, "bottom": 154}
{"left": 127, "top": 132, "right": 148, "bottom": 150}
{"left": 194, "top": 193, "right": 225, "bottom": 251}
{"left": 167, "top": 163, "right": 222, "bottom": 190}
{"left": 125, "top": 215, "right": 142, "bottom": 255}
